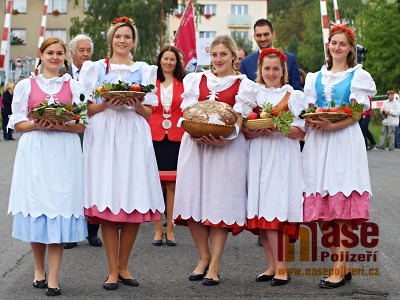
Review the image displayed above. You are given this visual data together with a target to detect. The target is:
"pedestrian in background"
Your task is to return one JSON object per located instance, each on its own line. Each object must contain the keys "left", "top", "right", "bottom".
{"left": 63, "top": 34, "right": 103, "bottom": 249}
{"left": 2, "top": 82, "right": 15, "bottom": 140}
{"left": 377, "top": 90, "right": 400, "bottom": 150}
{"left": 359, "top": 97, "right": 376, "bottom": 150}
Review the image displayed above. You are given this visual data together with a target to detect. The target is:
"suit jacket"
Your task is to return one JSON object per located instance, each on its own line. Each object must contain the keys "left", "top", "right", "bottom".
{"left": 240, "top": 50, "right": 303, "bottom": 91}
{"left": 148, "top": 77, "right": 185, "bottom": 142}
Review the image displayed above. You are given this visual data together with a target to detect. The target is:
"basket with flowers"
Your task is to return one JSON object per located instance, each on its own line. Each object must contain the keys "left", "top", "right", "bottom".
{"left": 28, "top": 95, "right": 88, "bottom": 125}
{"left": 300, "top": 101, "right": 364, "bottom": 122}
{"left": 244, "top": 102, "right": 295, "bottom": 136}
{"left": 92, "top": 80, "right": 155, "bottom": 103}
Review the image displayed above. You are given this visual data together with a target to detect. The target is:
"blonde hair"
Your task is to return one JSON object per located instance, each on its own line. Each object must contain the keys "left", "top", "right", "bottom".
{"left": 4, "top": 82, "right": 15, "bottom": 91}
{"left": 106, "top": 22, "right": 138, "bottom": 58}
{"left": 209, "top": 35, "right": 239, "bottom": 75}
{"left": 256, "top": 53, "right": 288, "bottom": 86}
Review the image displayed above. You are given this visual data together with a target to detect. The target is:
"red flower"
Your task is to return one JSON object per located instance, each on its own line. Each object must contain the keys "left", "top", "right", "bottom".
{"left": 330, "top": 25, "right": 356, "bottom": 39}
{"left": 259, "top": 48, "right": 287, "bottom": 63}
{"left": 112, "top": 17, "right": 135, "bottom": 26}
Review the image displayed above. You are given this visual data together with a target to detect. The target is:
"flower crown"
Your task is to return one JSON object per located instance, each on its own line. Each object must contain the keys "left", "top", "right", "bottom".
{"left": 258, "top": 48, "right": 287, "bottom": 63}
{"left": 330, "top": 25, "right": 355, "bottom": 39}
{"left": 112, "top": 16, "right": 135, "bottom": 26}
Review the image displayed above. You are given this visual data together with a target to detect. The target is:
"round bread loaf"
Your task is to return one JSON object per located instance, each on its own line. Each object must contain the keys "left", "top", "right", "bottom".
{"left": 183, "top": 100, "right": 237, "bottom": 125}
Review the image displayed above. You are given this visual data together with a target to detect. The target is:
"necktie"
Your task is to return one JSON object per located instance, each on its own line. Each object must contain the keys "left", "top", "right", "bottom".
{"left": 76, "top": 69, "right": 80, "bottom": 81}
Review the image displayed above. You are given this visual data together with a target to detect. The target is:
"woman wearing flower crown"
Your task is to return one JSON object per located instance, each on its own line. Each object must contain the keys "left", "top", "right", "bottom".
{"left": 243, "top": 48, "right": 307, "bottom": 286}
{"left": 7, "top": 36, "right": 87, "bottom": 296}
{"left": 173, "top": 35, "right": 258, "bottom": 286}
{"left": 79, "top": 17, "right": 164, "bottom": 290}
{"left": 303, "top": 25, "right": 376, "bottom": 288}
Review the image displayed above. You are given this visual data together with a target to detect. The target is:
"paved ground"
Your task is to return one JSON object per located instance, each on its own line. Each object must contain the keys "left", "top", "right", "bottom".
{"left": 0, "top": 135, "right": 399, "bottom": 299}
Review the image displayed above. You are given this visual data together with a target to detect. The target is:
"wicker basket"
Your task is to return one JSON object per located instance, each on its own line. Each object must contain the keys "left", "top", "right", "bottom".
{"left": 244, "top": 118, "right": 274, "bottom": 130}
{"left": 100, "top": 91, "right": 146, "bottom": 103}
{"left": 28, "top": 108, "right": 75, "bottom": 123}
{"left": 302, "top": 112, "right": 347, "bottom": 123}
{"left": 182, "top": 119, "right": 235, "bottom": 138}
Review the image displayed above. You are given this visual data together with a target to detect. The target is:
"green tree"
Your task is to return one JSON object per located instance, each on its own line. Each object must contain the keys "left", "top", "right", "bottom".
{"left": 356, "top": 0, "right": 400, "bottom": 94}
{"left": 69, "top": 0, "right": 176, "bottom": 63}
{"left": 231, "top": 31, "right": 253, "bottom": 55}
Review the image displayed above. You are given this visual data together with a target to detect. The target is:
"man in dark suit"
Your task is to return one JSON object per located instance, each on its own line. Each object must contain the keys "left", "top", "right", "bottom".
{"left": 64, "top": 34, "right": 103, "bottom": 249}
{"left": 240, "top": 19, "right": 302, "bottom": 91}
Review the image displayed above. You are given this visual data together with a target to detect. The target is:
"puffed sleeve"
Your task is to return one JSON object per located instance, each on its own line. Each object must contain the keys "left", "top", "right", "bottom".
{"left": 233, "top": 78, "right": 258, "bottom": 117}
{"left": 350, "top": 66, "right": 376, "bottom": 110}
{"left": 79, "top": 60, "right": 101, "bottom": 102}
{"left": 140, "top": 62, "right": 158, "bottom": 106}
{"left": 288, "top": 90, "right": 307, "bottom": 132}
{"left": 180, "top": 72, "right": 202, "bottom": 110}
{"left": 7, "top": 78, "right": 31, "bottom": 129}
{"left": 304, "top": 71, "right": 319, "bottom": 106}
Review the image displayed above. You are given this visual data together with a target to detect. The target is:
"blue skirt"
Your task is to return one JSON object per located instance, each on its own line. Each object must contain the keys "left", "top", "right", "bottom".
{"left": 12, "top": 213, "right": 88, "bottom": 244}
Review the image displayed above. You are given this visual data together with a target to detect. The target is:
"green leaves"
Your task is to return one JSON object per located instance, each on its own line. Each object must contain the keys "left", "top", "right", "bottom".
{"left": 261, "top": 102, "right": 295, "bottom": 136}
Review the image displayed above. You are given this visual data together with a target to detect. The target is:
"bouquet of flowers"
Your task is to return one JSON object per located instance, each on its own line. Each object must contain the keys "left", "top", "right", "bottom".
{"left": 244, "top": 102, "right": 295, "bottom": 136}
{"left": 28, "top": 95, "right": 88, "bottom": 125}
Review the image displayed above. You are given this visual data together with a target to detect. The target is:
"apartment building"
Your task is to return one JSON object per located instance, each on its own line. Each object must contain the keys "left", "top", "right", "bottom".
{"left": 1, "top": 0, "right": 267, "bottom": 81}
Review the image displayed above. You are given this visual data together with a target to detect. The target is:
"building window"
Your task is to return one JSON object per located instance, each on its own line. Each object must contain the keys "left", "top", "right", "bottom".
{"left": 12, "top": 0, "right": 27, "bottom": 13}
{"left": 199, "top": 31, "right": 216, "bottom": 39}
{"left": 173, "top": 4, "right": 185, "bottom": 14}
{"left": 47, "top": 0, "right": 68, "bottom": 14}
{"left": 231, "top": 4, "right": 248, "bottom": 15}
{"left": 203, "top": 4, "right": 216, "bottom": 15}
{"left": 231, "top": 31, "right": 248, "bottom": 40}
{"left": 84, "top": 0, "right": 90, "bottom": 10}
{"left": 11, "top": 29, "right": 26, "bottom": 45}
{"left": 45, "top": 29, "right": 67, "bottom": 43}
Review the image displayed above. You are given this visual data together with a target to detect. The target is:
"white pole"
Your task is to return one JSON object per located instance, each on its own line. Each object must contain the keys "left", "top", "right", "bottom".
{"left": 35, "top": 0, "right": 48, "bottom": 73}
{"left": 0, "top": 0, "right": 13, "bottom": 83}
{"left": 333, "top": 0, "right": 341, "bottom": 24}
{"left": 320, "top": 0, "right": 329, "bottom": 59}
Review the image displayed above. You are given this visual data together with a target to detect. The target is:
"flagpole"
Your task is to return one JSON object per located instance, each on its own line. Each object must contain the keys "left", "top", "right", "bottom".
{"left": 319, "top": 0, "right": 329, "bottom": 59}
{"left": 35, "top": 0, "right": 48, "bottom": 73}
{"left": 0, "top": 0, "right": 13, "bottom": 84}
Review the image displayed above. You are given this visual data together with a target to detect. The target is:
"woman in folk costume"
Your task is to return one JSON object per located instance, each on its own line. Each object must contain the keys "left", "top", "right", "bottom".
{"left": 244, "top": 48, "right": 307, "bottom": 286}
{"left": 80, "top": 17, "right": 164, "bottom": 290}
{"left": 173, "top": 35, "right": 258, "bottom": 286}
{"left": 7, "top": 37, "right": 87, "bottom": 296}
{"left": 303, "top": 25, "right": 376, "bottom": 288}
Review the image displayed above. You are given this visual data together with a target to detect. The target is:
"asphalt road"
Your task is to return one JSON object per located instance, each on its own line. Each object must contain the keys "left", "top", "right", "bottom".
{"left": 0, "top": 136, "right": 399, "bottom": 300}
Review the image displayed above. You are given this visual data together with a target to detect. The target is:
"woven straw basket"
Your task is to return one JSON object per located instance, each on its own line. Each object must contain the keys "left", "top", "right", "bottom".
{"left": 244, "top": 118, "right": 274, "bottom": 130}
{"left": 28, "top": 108, "right": 75, "bottom": 123}
{"left": 302, "top": 112, "right": 347, "bottom": 123}
{"left": 100, "top": 91, "right": 146, "bottom": 103}
{"left": 182, "top": 120, "right": 235, "bottom": 138}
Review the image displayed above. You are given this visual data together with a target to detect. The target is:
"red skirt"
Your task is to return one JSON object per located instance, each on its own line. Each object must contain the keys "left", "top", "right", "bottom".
{"left": 174, "top": 215, "right": 245, "bottom": 232}
{"left": 85, "top": 205, "right": 162, "bottom": 224}
{"left": 236, "top": 217, "right": 299, "bottom": 239}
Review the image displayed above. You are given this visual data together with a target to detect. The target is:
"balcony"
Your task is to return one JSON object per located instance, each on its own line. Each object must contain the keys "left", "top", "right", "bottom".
{"left": 228, "top": 14, "right": 252, "bottom": 28}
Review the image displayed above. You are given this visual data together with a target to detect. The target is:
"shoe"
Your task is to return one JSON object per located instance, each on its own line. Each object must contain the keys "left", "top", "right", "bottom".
{"left": 271, "top": 275, "right": 290, "bottom": 286}
{"left": 389, "top": 148, "right": 394, "bottom": 151}
{"left": 321, "top": 271, "right": 352, "bottom": 283}
{"left": 33, "top": 279, "right": 48, "bottom": 289}
{"left": 203, "top": 277, "right": 220, "bottom": 286}
{"left": 87, "top": 236, "right": 103, "bottom": 247}
{"left": 256, "top": 274, "right": 275, "bottom": 282}
{"left": 165, "top": 233, "right": 177, "bottom": 246}
{"left": 368, "top": 143, "right": 376, "bottom": 150}
{"left": 376, "top": 145, "right": 384, "bottom": 150}
{"left": 45, "top": 287, "right": 61, "bottom": 296}
{"left": 103, "top": 277, "right": 118, "bottom": 290}
{"left": 152, "top": 238, "right": 162, "bottom": 246}
{"left": 118, "top": 275, "right": 139, "bottom": 286}
{"left": 189, "top": 266, "right": 208, "bottom": 281}
{"left": 64, "top": 242, "right": 77, "bottom": 249}
{"left": 5, "top": 137, "right": 15, "bottom": 141}
{"left": 319, "top": 277, "right": 346, "bottom": 288}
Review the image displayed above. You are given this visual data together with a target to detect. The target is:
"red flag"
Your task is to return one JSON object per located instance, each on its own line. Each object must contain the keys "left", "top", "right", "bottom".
{"left": 173, "top": 0, "right": 197, "bottom": 72}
